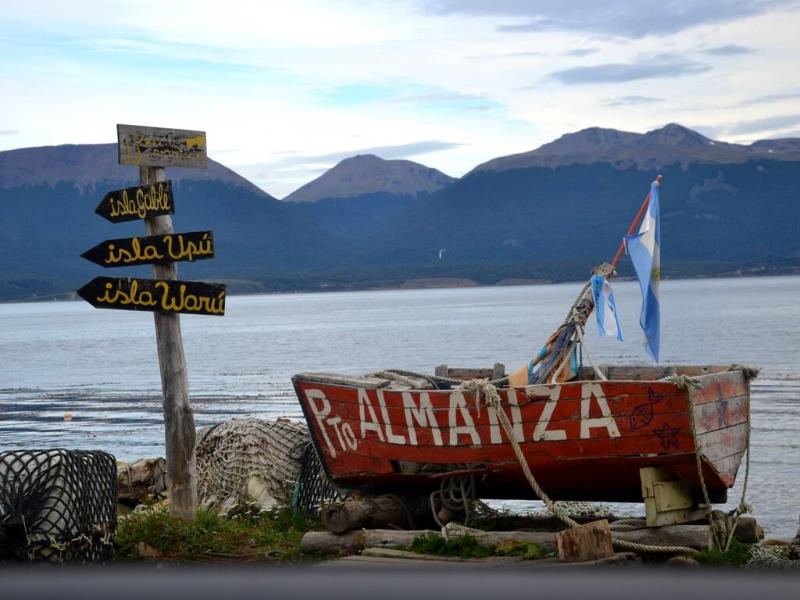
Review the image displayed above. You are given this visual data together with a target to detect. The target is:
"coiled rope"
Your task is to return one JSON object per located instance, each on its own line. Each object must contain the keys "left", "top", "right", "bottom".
{"left": 456, "top": 378, "right": 699, "bottom": 555}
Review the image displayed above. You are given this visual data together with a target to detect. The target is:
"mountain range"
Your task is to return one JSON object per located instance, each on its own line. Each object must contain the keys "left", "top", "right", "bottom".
{"left": 1, "top": 124, "right": 798, "bottom": 300}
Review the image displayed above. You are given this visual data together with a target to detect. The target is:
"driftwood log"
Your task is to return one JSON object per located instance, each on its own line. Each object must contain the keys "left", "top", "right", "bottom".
{"left": 116, "top": 458, "right": 167, "bottom": 505}
{"left": 613, "top": 525, "right": 711, "bottom": 550}
{"left": 320, "top": 496, "right": 414, "bottom": 534}
{"left": 302, "top": 524, "right": 714, "bottom": 555}
{"left": 302, "top": 528, "right": 558, "bottom": 555}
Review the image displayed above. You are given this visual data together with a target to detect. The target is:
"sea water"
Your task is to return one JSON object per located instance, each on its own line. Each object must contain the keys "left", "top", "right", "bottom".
{"left": 1, "top": 276, "right": 798, "bottom": 537}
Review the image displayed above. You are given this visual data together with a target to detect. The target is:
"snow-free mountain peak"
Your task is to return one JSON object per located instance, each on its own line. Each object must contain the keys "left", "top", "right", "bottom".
{"left": 472, "top": 123, "right": 800, "bottom": 172}
{"left": 0, "top": 143, "right": 273, "bottom": 198}
{"left": 283, "top": 154, "right": 455, "bottom": 203}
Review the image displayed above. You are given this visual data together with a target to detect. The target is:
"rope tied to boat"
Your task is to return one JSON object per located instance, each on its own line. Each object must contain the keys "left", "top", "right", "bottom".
{"left": 456, "top": 378, "right": 699, "bottom": 556}
{"left": 659, "top": 374, "right": 702, "bottom": 390}
{"left": 727, "top": 364, "right": 760, "bottom": 381}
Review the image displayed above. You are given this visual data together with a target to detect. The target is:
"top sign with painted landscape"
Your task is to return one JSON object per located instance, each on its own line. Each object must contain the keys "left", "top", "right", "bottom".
{"left": 117, "top": 124, "right": 207, "bottom": 169}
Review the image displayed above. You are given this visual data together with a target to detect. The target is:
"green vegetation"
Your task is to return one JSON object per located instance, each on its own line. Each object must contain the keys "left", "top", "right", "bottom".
{"left": 407, "top": 533, "right": 552, "bottom": 560}
{"left": 694, "top": 539, "right": 752, "bottom": 567}
{"left": 494, "top": 540, "right": 552, "bottom": 560}
{"left": 117, "top": 507, "right": 318, "bottom": 563}
{"left": 408, "top": 533, "right": 494, "bottom": 559}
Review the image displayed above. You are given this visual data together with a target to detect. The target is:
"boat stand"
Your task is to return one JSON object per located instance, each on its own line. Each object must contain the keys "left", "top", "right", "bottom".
{"left": 639, "top": 467, "right": 707, "bottom": 527}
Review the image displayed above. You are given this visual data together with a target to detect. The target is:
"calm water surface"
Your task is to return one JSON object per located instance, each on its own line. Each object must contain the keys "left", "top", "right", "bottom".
{"left": 1, "top": 276, "right": 798, "bottom": 537}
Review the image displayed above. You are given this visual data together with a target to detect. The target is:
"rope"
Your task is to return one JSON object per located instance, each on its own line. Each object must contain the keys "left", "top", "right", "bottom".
{"left": 685, "top": 365, "right": 755, "bottom": 552}
{"left": 573, "top": 321, "right": 607, "bottom": 381}
{"left": 369, "top": 370, "right": 437, "bottom": 390}
{"left": 430, "top": 475, "right": 476, "bottom": 528}
{"left": 456, "top": 379, "right": 699, "bottom": 555}
{"left": 660, "top": 374, "right": 702, "bottom": 390}
{"left": 721, "top": 366, "right": 755, "bottom": 551}
{"left": 533, "top": 263, "right": 614, "bottom": 386}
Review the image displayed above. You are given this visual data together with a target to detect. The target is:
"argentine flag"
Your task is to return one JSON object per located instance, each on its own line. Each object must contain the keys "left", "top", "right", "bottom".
{"left": 591, "top": 275, "right": 623, "bottom": 341}
{"left": 625, "top": 179, "right": 661, "bottom": 361}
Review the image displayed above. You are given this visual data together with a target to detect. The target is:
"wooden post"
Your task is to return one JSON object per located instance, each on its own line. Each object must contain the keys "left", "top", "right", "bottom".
{"left": 555, "top": 520, "right": 614, "bottom": 562}
{"left": 140, "top": 165, "right": 197, "bottom": 520}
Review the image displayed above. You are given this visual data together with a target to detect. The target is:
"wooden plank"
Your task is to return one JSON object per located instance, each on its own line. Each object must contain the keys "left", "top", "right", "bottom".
{"left": 710, "top": 451, "right": 746, "bottom": 485}
{"left": 77, "top": 276, "right": 225, "bottom": 316}
{"left": 690, "top": 371, "right": 749, "bottom": 406}
{"left": 447, "top": 368, "right": 495, "bottom": 380}
{"left": 693, "top": 395, "right": 748, "bottom": 434}
{"left": 653, "top": 480, "right": 693, "bottom": 511}
{"left": 95, "top": 181, "right": 174, "bottom": 223}
{"left": 81, "top": 231, "right": 214, "bottom": 267}
{"left": 696, "top": 422, "right": 748, "bottom": 463}
{"left": 117, "top": 124, "right": 207, "bottom": 169}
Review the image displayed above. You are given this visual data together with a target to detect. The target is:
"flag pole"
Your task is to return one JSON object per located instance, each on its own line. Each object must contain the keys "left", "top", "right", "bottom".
{"left": 609, "top": 174, "right": 661, "bottom": 270}
{"left": 507, "top": 175, "right": 663, "bottom": 387}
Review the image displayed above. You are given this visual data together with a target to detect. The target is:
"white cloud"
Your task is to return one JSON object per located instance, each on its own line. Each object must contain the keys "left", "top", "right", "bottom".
{"left": 1, "top": 0, "right": 799, "bottom": 193}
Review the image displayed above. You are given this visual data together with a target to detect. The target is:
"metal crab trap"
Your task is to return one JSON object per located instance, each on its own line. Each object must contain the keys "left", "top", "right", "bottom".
{"left": 0, "top": 449, "right": 117, "bottom": 563}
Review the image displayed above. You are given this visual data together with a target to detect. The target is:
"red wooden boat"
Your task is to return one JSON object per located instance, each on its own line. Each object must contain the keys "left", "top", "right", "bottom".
{"left": 293, "top": 364, "right": 751, "bottom": 503}
{"left": 293, "top": 180, "right": 751, "bottom": 507}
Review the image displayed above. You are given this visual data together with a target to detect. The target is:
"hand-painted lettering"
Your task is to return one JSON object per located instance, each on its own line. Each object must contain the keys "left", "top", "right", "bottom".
{"left": 580, "top": 383, "right": 621, "bottom": 439}
{"left": 402, "top": 392, "right": 443, "bottom": 446}
{"left": 358, "top": 389, "right": 385, "bottom": 441}
{"left": 448, "top": 391, "right": 481, "bottom": 446}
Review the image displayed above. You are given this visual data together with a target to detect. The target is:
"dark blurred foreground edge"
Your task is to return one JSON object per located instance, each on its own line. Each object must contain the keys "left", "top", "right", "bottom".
{"left": 2, "top": 566, "right": 798, "bottom": 600}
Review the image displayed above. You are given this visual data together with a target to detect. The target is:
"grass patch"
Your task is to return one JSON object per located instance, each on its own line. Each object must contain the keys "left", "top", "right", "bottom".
{"left": 117, "top": 507, "right": 318, "bottom": 563}
{"left": 494, "top": 540, "right": 552, "bottom": 560}
{"left": 408, "top": 533, "right": 494, "bottom": 559}
{"left": 694, "top": 539, "right": 752, "bottom": 567}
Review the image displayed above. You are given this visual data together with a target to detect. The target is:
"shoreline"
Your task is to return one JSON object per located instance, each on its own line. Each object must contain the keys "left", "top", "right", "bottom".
{"left": 2, "top": 267, "right": 799, "bottom": 305}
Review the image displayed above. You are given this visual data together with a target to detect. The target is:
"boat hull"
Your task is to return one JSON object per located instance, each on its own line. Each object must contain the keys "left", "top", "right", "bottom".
{"left": 293, "top": 366, "right": 750, "bottom": 502}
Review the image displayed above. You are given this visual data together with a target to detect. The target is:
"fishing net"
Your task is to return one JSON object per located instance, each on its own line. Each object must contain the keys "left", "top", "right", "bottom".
{"left": 196, "top": 418, "right": 316, "bottom": 514}
{"left": 0, "top": 449, "right": 117, "bottom": 563}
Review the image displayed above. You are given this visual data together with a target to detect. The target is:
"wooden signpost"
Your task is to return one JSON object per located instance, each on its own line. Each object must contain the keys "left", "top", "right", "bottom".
{"left": 77, "top": 277, "right": 225, "bottom": 316}
{"left": 81, "top": 231, "right": 214, "bottom": 268}
{"left": 94, "top": 181, "right": 175, "bottom": 223}
{"left": 79, "top": 124, "right": 224, "bottom": 521}
{"left": 117, "top": 124, "right": 207, "bottom": 169}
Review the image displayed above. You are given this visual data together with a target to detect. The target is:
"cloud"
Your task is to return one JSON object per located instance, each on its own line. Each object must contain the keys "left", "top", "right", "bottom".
{"left": 563, "top": 47, "right": 599, "bottom": 57}
{"left": 548, "top": 55, "right": 709, "bottom": 84}
{"left": 420, "top": 0, "right": 798, "bottom": 38}
{"left": 0, "top": 129, "right": 18, "bottom": 136}
{"left": 701, "top": 44, "right": 755, "bottom": 55}
{"left": 725, "top": 114, "right": 800, "bottom": 135}
{"left": 233, "top": 140, "right": 463, "bottom": 198}
{"left": 740, "top": 92, "right": 800, "bottom": 105}
{"left": 602, "top": 95, "right": 663, "bottom": 107}
{"left": 467, "top": 50, "right": 545, "bottom": 60}
{"left": 295, "top": 140, "right": 464, "bottom": 164}
{"left": 235, "top": 139, "right": 463, "bottom": 177}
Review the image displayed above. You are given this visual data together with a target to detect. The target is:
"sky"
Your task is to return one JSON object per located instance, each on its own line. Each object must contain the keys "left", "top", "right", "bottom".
{"left": 2, "top": 0, "right": 800, "bottom": 198}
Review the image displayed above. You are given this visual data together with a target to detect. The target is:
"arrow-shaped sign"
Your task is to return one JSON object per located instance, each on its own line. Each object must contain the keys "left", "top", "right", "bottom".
{"left": 77, "top": 277, "right": 226, "bottom": 316}
{"left": 81, "top": 231, "right": 214, "bottom": 268}
{"left": 95, "top": 181, "right": 175, "bottom": 223}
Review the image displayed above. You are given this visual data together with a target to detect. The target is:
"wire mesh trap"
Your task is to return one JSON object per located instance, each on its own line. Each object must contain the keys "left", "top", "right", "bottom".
{"left": 0, "top": 449, "right": 117, "bottom": 563}
{"left": 292, "top": 443, "right": 342, "bottom": 518}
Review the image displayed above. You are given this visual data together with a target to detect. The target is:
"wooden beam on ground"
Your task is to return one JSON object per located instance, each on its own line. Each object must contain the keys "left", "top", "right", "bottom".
{"left": 613, "top": 525, "right": 711, "bottom": 550}
{"left": 301, "top": 528, "right": 557, "bottom": 555}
